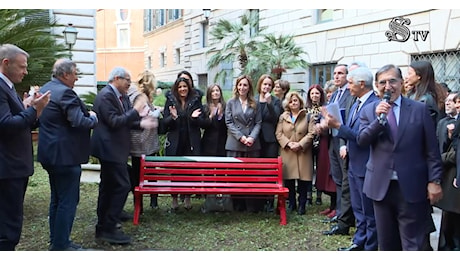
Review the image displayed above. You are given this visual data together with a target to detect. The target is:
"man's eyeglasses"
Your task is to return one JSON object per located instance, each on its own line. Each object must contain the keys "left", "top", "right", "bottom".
{"left": 119, "top": 76, "right": 131, "bottom": 84}
{"left": 377, "top": 78, "right": 400, "bottom": 87}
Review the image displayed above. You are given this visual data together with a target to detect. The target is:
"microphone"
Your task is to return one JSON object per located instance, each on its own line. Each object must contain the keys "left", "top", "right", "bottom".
{"left": 378, "top": 91, "right": 391, "bottom": 125}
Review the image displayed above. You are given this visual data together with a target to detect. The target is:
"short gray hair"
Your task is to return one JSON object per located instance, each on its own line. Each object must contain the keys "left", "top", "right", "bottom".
{"left": 108, "top": 67, "right": 129, "bottom": 82}
{"left": 347, "top": 67, "right": 373, "bottom": 89}
{"left": 0, "top": 44, "right": 29, "bottom": 61}
{"left": 52, "top": 58, "right": 76, "bottom": 78}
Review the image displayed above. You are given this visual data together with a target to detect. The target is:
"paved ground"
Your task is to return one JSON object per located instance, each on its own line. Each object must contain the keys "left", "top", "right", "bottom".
{"left": 80, "top": 168, "right": 443, "bottom": 250}
{"left": 431, "top": 207, "right": 442, "bottom": 250}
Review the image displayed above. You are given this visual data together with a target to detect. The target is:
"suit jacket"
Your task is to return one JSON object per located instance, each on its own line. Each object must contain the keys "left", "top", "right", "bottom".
{"left": 37, "top": 78, "right": 97, "bottom": 166}
{"left": 336, "top": 92, "right": 379, "bottom": 177}
{"left": 225, "top": 97, "right": 262, "bottom": 152}
{"left": 256, "top": 94, "right": 282, "bottom": 143}
{"left": 0, "top": 78, "right": 38, "bottom": 179}
{"left": 436, "top": 115, "right": 456, "bottom": 153}
{"left": 91, "top": 85, "right": 140, "bottom": 163}
{"left": 357, "top": 96, "right": 443, "bottom": 203}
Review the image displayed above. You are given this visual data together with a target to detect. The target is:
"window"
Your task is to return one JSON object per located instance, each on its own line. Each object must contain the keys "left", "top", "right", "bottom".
{"left": 310, "top": 63, "right": 336, "bottom": 86}
{"left": 144, "top": 9, "right": 154, "bottom": 32}
{"left": 249, "top": 9, "right": 259, "bottom": 37}
{"left": 175, "top": 48, "right": 180, "bottom": 65}
{"left": 221, "top": 61, "right": 233, "bottom": 90}
{"left": 317, "top": 9, "right": 333, "bottom": 23}
{"left": 168, "top": 9, "right": 181, "bottom": 21}
{"left": 412, "top": 51, "right": 460, "bottom": 92}
{"left": 156, "top": 9, "right": 165, "bottom": 27}
{"left": 160, "top": 52, "right": 165, "bottom": 68}
{"left": 148, "top": 56, "right": 152, "bottom": 69}
{"left": 119, "top": 9, "right": 129, "bottom": 21}
{"left": 198, "top": 74, "right": 208, "bottom": 89}
{"left": 118, "top": 27, "right": 129, "bottom": 48}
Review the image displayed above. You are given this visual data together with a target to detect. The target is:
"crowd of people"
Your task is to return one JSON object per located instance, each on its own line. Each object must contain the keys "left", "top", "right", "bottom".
{"left": 0, "top": 42, "right": 458, "bottom": 251}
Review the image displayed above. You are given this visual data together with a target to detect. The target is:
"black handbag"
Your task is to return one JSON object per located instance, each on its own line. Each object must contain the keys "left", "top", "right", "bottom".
{"left": 201, "top": 194, "right": 233, "bottom": 213}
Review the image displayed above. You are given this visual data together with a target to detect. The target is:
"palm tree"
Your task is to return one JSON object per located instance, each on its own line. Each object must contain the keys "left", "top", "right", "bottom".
{"left": 207, "top": 10, "right": 310, "bottom": 86}
{"left": 0, "top": 9, "right": 68, "bottom": 95}
{"left": 252, "top": 33, "right": 309, "bottom": 80}
{"left": 206, "top": 10, "right": 264, "bottom": 85}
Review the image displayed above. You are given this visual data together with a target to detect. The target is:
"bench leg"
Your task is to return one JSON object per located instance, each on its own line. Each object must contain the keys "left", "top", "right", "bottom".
{"left": 277, "top": 196, "right": 288, "bottom": 225}
{"left": 133, "top": 192, "right": 142, "bottom": 225}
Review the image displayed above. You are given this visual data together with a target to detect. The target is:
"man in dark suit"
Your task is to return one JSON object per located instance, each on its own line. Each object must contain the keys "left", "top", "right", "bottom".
{"left": 37, "top": 59, "right": 98, "bottom": 251}
{"left": 323, "top": 64, "right": 356, "bottom": 231}
{"left": 357, "top": 64, "right": 443, "bottom": 250}
{"left": 91, "top": 67, "right": 156, "bottom": 245}
{"left": 325, "top": 67, "right": 379, "bottom": 250}
{"left": 0, "top": 44, "right": 50, "bottom": 250}
{"left": 436, "top": 92, "right": 458, "bottom": 153}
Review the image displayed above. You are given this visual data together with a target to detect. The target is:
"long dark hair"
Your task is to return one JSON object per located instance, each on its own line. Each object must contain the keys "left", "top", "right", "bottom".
{"left": 171, "top": 77, "right": 194, "bottom": 108}
{"left": 305, "top": 84, "right": 326, "bottom": 108}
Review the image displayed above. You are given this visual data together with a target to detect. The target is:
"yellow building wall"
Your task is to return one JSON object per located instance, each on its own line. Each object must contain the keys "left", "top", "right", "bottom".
{"left": 96, "top": 9, "right": 145, "bottom": 83}
{"left": 144, "top": 19, "right": 185, "bottom": 83}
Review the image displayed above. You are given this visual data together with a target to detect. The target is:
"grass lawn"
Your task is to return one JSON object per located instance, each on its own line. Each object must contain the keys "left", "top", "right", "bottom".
{"left": 17, "top": 161, "right": 353, "bottom": 251}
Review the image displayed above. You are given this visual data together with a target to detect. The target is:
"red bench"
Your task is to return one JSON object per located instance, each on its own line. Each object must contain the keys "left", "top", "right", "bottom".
{"left": 133, "top": 155, "right": 289, "bottom": 225}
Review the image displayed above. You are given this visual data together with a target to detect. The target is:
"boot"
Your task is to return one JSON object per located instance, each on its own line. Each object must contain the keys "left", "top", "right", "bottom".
{"left": 306, "top": 191, "right": 313, "bottom": 206}
{"left": 285, "top": 180, "right": 297, "bottom": 213}
{"left": 150, "top": 194, "right": 158, "bottom": 209}
{"left": 316, "top": 191, "right": 323, "bottom": 205}
{"left": 297, "top": 180, "right": 307, "bottom": 215}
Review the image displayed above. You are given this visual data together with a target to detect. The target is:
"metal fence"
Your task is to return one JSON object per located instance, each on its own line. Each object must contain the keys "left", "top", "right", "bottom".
{"left": 412, "top": 50, "right": 460, "bottom": 92}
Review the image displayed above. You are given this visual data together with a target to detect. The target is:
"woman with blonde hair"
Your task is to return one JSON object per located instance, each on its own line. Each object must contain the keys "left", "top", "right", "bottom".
{"left": 276, "top": 91, "right": 315, "bottom": 215}
{"left": 128, "top": 70, "right": 161, "bottom": 211}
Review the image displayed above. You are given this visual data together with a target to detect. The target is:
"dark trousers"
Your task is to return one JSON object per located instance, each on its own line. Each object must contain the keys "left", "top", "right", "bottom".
{"left": 42, "top": 164, "right": 81, "bottom": 250}
{"left": 438, "top": 211, "right": 460, "bottom": 250}
{"left": 0, "top": 177, "right": 28, "bottom": 251}
{"left": 130, "top": 156, "right": 157, "bottom": 210}
{"left": 373, "top": 181, "right": 429, "bottom": 250}
{"left": 329, "top": 137, "right": 346, "bottom": 215}
{"left": 337, "top": 164, "right": 355, "bottom": 229}
{"left": 348, "top": 171, "right": 377, "bottom": 250}
{"left": 96, "top": 160, "right": 131, "bottom": 233}
{"left": 227, "top": 150, "right": 264, "bottom": 212}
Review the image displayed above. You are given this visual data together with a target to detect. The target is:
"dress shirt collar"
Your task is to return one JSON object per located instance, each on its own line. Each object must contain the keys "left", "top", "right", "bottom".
{"left": 0, "top": 72, "right": 14, "bottom": 89}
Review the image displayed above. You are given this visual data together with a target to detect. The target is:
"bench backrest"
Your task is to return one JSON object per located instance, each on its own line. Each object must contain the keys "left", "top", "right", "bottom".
{"left": 139, "top": 155, "right": 283, "bottom": 188}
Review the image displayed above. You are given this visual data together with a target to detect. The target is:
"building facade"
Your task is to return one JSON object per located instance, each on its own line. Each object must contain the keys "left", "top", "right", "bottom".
{"left": 52, "top": 9, "right": 97, "bottom": 95}
{"left": 96, "top": 9, "right": 460, "bottom": 93}
{"left": 96, "top": 9, "right": 145, "bottom": 86}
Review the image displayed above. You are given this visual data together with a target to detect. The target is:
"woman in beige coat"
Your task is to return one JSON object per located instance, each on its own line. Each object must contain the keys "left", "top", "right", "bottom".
{"left": 276, "top": 91, "right": 315, "bottom": 215}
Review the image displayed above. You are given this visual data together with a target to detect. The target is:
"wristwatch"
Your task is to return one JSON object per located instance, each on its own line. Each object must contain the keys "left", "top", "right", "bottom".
{"left": 430, "top": 179, "right": 441, "bottom": 185}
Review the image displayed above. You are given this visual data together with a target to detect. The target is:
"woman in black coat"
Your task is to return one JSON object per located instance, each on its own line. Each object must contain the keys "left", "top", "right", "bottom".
{"left": 161, "top": 77, "right": 204, "bottom": 210}
{"left": 201, "top": 84, "right": 227, "bottom": 156}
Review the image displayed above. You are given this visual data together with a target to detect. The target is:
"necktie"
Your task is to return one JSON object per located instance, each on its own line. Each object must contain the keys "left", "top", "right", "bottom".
{"left": 334, "top": 89, "right": 343, "bottom": 103}
{"left": 387, "top": 103, "right": 398, "bottom": 140}
{"left": 119, "top": 96, "right": 125, "bottom": 111}
{"left": 351, "top": 99, "right": 361, "bottom": 121}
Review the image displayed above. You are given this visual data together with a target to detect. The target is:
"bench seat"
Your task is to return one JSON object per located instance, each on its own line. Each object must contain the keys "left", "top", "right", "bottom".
{"left": 134, "top": 155, "right": 289, "bottom": 225}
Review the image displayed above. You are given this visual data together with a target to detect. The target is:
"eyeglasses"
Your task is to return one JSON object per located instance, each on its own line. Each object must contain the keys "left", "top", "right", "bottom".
{"left": 377, "top": 78, "right": 400, "bottom": 87}
{"left": 119, "top": 76, "right": 131, "bottom": 84}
